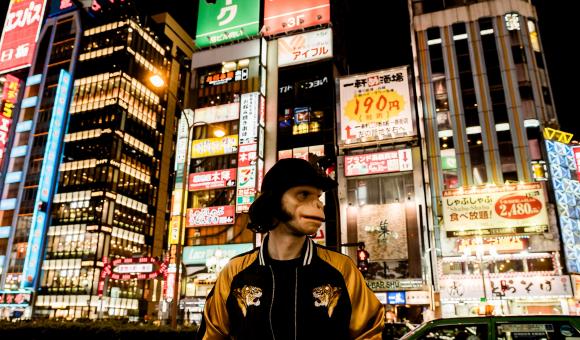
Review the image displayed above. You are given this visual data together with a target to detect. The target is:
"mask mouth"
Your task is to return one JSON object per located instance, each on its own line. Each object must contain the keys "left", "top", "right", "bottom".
{"left": 302, "top": 215, "right": 325, "bottom": 223}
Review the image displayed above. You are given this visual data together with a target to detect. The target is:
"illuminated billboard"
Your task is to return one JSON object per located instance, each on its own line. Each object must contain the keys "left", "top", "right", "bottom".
{"left": 0, "top": 0, "right": 47, "bottom": 74}
{"left": 194, "top": 102, "right": 240, "bottom": 124}
{"left": 195, "top": 0, "right": 260, "bottom": 49}
{"left": 21, "top": 69, "right": 72, "bottom": 289}
{"left": 236, "top": 92, "right": 260, "bottom": 213}
{"left": 441, "top": 182, "right": 549, "bottom": 237}
{"left": 191, "top": 135, "right": 238, "bottom": 158}
{"left": 339, "top": 67, "right": 414, "bottom": 145}
{"left": 0, "top": 75, "right": 21, "bottom": 168}
{"left": 182, "top": 243, "right": 253, "bottom": 266}
{"left": 189, "top": 168, "right": 237, "bottom": 191}
{"left": 278, "top": 28, "right": 333, "bottom": 67}
{"left": 262, "top": 0, "right": 330, "bottom": 36}
{"left": 344, "top": 149, "right": 412, "bottom": 177}
{"left": 187, "top": 205, "right": 236, "bottom": 227}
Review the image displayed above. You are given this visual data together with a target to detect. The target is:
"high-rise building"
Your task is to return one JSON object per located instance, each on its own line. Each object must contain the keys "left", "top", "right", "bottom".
{"left": 0, "top": 1, "right": 193, "bottom": 320}
{"left": 410, "top": 0, "right": 571, "bottom": 316}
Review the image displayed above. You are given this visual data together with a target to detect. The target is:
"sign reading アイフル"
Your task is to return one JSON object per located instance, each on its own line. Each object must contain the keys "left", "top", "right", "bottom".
{"left": 339, "top": 67, "right": 415, "bottom": 145}
{"left": 442, "top": 182, "right": 549, "bottom": 237}
{"left": 195, "top": 0, "right": 260, "bottom": 49}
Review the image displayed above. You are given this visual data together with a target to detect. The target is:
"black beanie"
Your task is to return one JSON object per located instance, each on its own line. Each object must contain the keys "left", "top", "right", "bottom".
{"left": 248, "top": 158, "right": 337, "bottom": 233}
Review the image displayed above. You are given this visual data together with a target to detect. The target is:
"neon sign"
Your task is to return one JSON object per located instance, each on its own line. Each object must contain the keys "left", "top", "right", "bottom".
{"left": 0, "top": 75, "right": 21, "bottom": 168}
{"left": 21, "top": 70, "right": 71, "bottom": 289}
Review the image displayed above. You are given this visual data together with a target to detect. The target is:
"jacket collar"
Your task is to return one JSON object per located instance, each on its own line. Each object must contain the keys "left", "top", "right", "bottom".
{"left": 258, "top": 235, "right": 316, "bottom": 267}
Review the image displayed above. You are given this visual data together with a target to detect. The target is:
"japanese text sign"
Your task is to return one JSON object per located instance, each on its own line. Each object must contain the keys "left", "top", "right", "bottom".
{"left": 239, "top": 92, "right": 259, "bottom": 144}
{"left": 189, "top": 168, "right": 237, "bottom": 191}
{"left": 195, "top": 103, "right": 239, "bottom": 125}
{"left": 187, "top": 205, "right": 236, "bottom": 227}
{"left": 0, "top": 75, "right": 21, "bottom": 168}
{"left": 0, "top": 0, "right": 47, "bottom": 74}
{"left": 191, "top": 135, "right": 238, "bottom": 158}
{"left": 196, "top": 0, "right": 260, "bottom": 48}
{"left": 344, "top": 149, "right": 412, "bottom": 176}
{"left": 456, "top": 236, "right": 528, "bottom": 254}
{"left": 440, "top": 275, "right": 572, "bottom": 301}
{"left": 278, "top": 28, "right": 332, "bottom": 67}
{"left": 262, "top": 0, "right": 330, "bottom": 36}
{"left": 339, "top": 67, "right": 414, "bottom": 145}
{"left": 182, "top": 243, "right": 253, "bottom": 266}
{"left": 442, "top": 182, "right": 549, "bottom": 237}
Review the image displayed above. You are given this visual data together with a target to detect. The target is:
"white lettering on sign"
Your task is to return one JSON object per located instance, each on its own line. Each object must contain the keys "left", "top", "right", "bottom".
{"left": 5, "top": 1, "right": 43, "bottom": 32}
{"left": 113, "top": 263, "right": 153, "bottom": 274}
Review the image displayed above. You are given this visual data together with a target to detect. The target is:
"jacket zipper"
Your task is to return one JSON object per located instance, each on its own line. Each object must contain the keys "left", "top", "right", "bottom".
{"left": 294, "top": 267, "right": 298, "bottom": 340}
{"left": 269, "top": 265, "right": 276, "bottom": 340}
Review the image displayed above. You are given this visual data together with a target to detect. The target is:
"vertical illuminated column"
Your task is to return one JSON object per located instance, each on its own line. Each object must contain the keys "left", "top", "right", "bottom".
{"left": 21, "top": 69, "right": 72, "bottom": 289}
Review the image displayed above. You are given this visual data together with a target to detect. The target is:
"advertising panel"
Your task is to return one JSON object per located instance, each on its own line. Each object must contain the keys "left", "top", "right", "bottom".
{"left": 186, "top": 205, "right": 236, "bottom": 227}
{"left": 339, "top": 67, "right": 414, "bottom": 144}
{"left": 191, "top": 135, "right": 238, "bottom": 158}
{"left": 196, "top": 0, "right": 260, "bottom": 48}
{"left": 21, "top": 70, "right": 71, "bottom": 289}
{"left": 182, "top": 243, "right": 253, "bottom": 266}
{"left": 387, "top": 291, "right": 406, "bottom": 305}
{"left": 278, "top": 28, "right": 332, "bottom": 67}
{"left": 345, "top": 149, "right": 412, "bottom": 177}
{"left": 357, "top": 203, "right": 408, "bottom": 261}
{"left": 236, "top": 92, "right": 261, "bottom": 213}
{"left": 189, "top": 168, "right": 237, "bottom": 191}
{"left": 440, "top": 275, "right": 572, "bottom": 302}
{"left": 0, "top": 0, "right": 47, "bottom": 74}
{"left": 573, "top": 146, "right": 580, "bottom": 180}
{"left": 0, "top": 290, "right": 32, "bottom": 306}
{"left": 194, "top": 103, "right": 239, "bottom": 124}
{"left": 0, "top": 74, "right": 21, "bottom": 168}
{"left": 546, "top": 139, "right": 580, "bottom": 273}
{"left": 262, "top": 0, "right": 330, "bottom": 36}
{"left": 442, "top": 182, "right": 549, "bottom": 237}
{"left": 456, "top": 236, "right": 528, "bottom": 254}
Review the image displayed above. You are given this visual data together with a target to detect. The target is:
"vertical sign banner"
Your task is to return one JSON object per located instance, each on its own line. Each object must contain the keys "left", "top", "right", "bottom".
{"left": 236, "top": 93, "right": 260, "bottom": 213}
{"left": 0, "top": 0, "right": 47, "bottom": 74}
{"left": 339, "top": 67, "right": 414, "bottom": 145}
{"left": 0, "top": 75, "right": 21, "bottom": 168}
{"left": 573, "top": 146, "right": 580, "bottom": 181}
{"left": 195, "top": 0, "right": 260, "bottom": 49}
{"left": 277, "top": 28, "right": 333, "bottom": 67}
{"left": 21, "top": 69, "right": 71, "bottom": 289}
{"left": 262, "top": 0, "right": 330, "bottom": 36}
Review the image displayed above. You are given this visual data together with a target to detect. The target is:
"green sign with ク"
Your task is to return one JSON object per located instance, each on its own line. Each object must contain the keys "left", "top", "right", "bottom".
{"left": 196, "top": 0, "right": 260, "bottom": 48}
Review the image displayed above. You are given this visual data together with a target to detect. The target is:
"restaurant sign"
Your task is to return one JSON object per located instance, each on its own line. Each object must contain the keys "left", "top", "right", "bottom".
{"left": 187, "top": 205, "right": 236, "bottom": 227}
{"left": 442, "top": 183, "right": 548, "bottom": 237}
{"left": 344, "top": 149, "right": 412, "bottom": 176}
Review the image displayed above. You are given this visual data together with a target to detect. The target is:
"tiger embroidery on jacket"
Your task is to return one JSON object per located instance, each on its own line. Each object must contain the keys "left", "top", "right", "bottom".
{"left": 233, "top": 285, "right": 263, "bottom": 317}
{"left": 312, "top": 284, "right": 342, "bottom": 317}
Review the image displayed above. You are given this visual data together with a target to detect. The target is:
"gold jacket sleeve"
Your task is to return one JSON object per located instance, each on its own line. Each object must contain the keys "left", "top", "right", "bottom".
{"left": 200, "top": 252, "right": 258, "bottom": 340}
{"left": 318, "top": 249, "right": 384, "bottom": 340}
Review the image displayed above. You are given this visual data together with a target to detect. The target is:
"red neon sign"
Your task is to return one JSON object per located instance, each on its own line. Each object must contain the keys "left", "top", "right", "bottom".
{"left": 188, "top": 168, "right": 237, "bottom": 191}
{"left": 0, "top": 75, "right": 21, "bottom": 168}
{"left": 0, "top": 0, "right": 47, "bottom": 73}
{"left": 97, "top": 257, "right": 168, "bottom": 296}
{"left": 262, "top": 0, "right": 330, "bottom": 36}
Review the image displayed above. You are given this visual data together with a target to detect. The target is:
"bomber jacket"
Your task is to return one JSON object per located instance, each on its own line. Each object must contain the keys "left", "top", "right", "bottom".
{"left": 197, "top": 236, "right": 384, "bottom": 340}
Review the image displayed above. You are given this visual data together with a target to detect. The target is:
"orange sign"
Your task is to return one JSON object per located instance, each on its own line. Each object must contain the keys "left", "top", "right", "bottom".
{"left": 456, "top": 236, "right": 528, "bottom": 254}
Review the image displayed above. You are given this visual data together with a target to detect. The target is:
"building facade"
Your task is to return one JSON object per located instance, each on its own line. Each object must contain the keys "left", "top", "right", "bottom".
{"left": 410, "top": 0, "right": 570, "bottom": 316}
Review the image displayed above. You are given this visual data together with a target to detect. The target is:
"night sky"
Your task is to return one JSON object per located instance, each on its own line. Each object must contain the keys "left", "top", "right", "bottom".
{"left": 0, "top": 0, "right": 577, "bottom": 136}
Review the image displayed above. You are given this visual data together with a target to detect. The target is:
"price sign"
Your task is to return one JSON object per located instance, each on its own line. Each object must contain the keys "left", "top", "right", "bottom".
{"left": 344, "top": 90, "right": 406, "bottom": 123}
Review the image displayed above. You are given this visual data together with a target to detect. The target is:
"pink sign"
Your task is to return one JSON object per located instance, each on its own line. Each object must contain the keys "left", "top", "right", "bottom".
{"left": 262, "top": 0, "right": 330, "bottom": 36}
{"left": 573, "top": 147, "right": 580, "bottom": 180}
{"left": 0, "top": 0, "right": 47, "bottom": 73}
{"left": 0, "top": 75, "right": 20, "bottom": 168}
{"left": 345, "top": 149, "right": 412, "bottom": 177}
{"left": 189, "top": 168, "right": 237, "bottom": 191}
{"left": 187, "top": 205, "right": 236, "bottom": 227}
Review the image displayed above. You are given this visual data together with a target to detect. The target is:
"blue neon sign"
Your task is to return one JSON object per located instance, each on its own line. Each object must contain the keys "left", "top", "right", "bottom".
{"left": 21, "top": 70, "right": 72, "bottom": 289}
